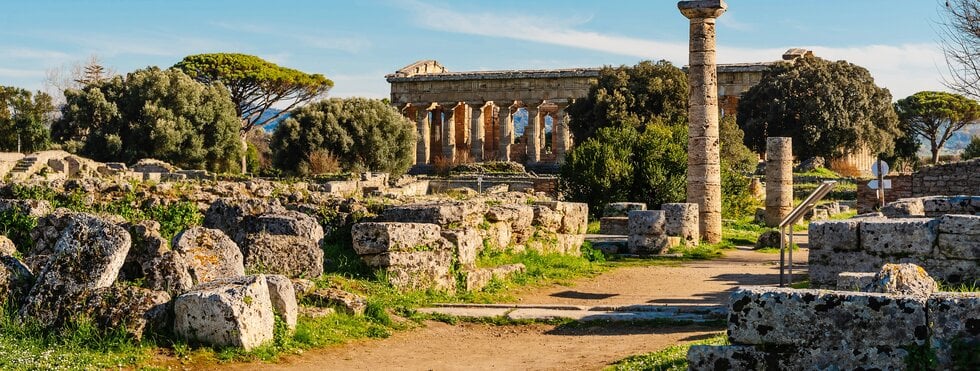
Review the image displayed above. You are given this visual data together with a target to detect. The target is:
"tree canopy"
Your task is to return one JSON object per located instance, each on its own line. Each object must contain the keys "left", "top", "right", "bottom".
{"left": 0, "top": 87, "right": 54, "bottom": 152}
{"left": 737, "top": 57, "right": 901, "bottom": 160}
{"left": 566, "top": 60, "right": 688, "bottom": 141}
{"left": 895, "top": 91, "right": 980, "bottom": 164}
{"left": 53, "top": 67, "right": 243, "bottom": 172}
{"left": 271, "top": 98, "right": 416, "bottom": 177}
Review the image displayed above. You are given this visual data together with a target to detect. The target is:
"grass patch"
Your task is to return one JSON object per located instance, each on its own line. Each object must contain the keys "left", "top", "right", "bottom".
{"left": 587, "top": 220, "right": 601, "bottom": 234}
{"left": 607, "top": 332, "right": 728, "bottom": 370}
{"left": 721, "top": 217, "right": 770, "bottom": 247}
{"left": 939, "top": 282, "right": 980, "bottom": 292}
{"left": 794, "top": 167, "right": 840, "bottom": 178}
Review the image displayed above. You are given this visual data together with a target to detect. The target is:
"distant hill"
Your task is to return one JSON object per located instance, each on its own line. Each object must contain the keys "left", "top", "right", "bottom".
{"left": 916, "top": 124, "right": 980, "bottom": 157}
{"left": 256, "top": 108, "right": 289, "bottom": 133}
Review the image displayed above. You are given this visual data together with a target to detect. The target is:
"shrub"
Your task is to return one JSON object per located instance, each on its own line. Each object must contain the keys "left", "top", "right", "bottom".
{"left": 963, "top": 135, "right": 980, "bottom": 160}
{"left": 306, "top": 149, "right": 341, "bottom": 175}
{"left": 0, "top": 209, "right": 37, "bottom": 255}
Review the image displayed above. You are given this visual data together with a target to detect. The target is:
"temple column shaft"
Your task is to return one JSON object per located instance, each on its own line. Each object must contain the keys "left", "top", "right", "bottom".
{"left": 527, "top": 106, "right": 541, "bottom": 163}
{"left": 442, "top": 103, "right": 457, "bottom": 162}
{"left": 498, "top": 103, "right": 514, "bottom": 162}
{"left": 555, "top": 105, "right": 570, "bottom": 164}
{"left": 415, "top": 105, "right": 430, "bottom": 164}
{"left": 469, "top": 103, "right": 485, "bottom": 161}
{"left": 680, "top": 0, "right": 726, "bottom": 243}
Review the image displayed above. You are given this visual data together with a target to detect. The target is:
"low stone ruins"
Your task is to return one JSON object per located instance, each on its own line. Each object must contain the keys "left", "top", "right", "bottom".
{"left": 0, "top": 154, "right": 587, "bottom": 350}
{"left": 596, "top": 201, "right": 699, "bottom": 254}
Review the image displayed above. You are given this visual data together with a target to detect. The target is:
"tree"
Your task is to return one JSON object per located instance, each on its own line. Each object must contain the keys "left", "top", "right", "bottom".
{"left": 566, "top": 60, "right": 688, "bottom": 141}
{"left": 559, "top": 124, "right": 687, "bottom": 214}
{"left": 271, "top": 98, "right": 416, "bottom": 176}
{"left": 962, "top": 135, "right": 980, "bottom": 159}
{"left": 939, "top": 0, "right": 980, "bottom": 99}
{"left": 719, "top": 115, "right": 758, "bottom": 174}
{"left": 53, "top": 67, "right": 242, "bottom": 172}
{"left": 174, "top": 53, "right": 334, "bottom": 173}
{"left": 737, "top": 57, "right": 901, "bottom": 161}
{"left": 895, "top": 91, "right": 980, "bottom": 164}
{"left": 0, "top": 87, "right": 54, "bottom": 152}
{"left": 44, "top": 55, "right": 115, "bottom": 108}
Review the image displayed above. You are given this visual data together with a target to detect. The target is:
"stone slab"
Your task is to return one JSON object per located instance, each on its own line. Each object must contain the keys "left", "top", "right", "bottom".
{"left": 860, "top": 218, "right": 938, "bottom": 256}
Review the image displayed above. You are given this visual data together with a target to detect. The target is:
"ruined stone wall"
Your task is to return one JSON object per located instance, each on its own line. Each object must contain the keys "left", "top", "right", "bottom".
{"left": 857, "top": 159, "right": 980, "bottom": 213}
{"left": 688, "top": 286, "right": 980, "bottom": 370}
{"left": 808, "top": 215, "right": 979, "bottom": 288}
{"left": 423, "top": 175, "right": 558, "bottom": 196}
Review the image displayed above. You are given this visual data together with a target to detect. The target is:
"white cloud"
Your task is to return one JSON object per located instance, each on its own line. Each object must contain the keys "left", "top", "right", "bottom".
{"left": 398, "top": 0, "right": 950, "bottom": 99}
{"left": 0, "top": 67, "right": 45, "bottom": 79}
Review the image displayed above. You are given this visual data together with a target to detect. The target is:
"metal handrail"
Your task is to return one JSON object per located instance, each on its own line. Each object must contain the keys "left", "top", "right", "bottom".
{"left": 778, "top": 180, "right": 837, "bottom": 287}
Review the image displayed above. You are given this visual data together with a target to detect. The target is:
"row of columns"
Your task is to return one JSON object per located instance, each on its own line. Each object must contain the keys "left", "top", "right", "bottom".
{"left": 402, "top": 100, "right": 573, "bottom": 166}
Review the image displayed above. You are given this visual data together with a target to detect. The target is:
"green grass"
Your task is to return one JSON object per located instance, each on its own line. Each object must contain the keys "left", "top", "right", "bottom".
{"left": 793, "top": 167, "right": 840, "bottom": 178}
{"left": 587, "top": 220, "right": 601, "bottom": 234}
{"left": 939, "top": 282, "right": 980, "bottom": 292}
{"left": 721, "top": 217, "right": 770, "bottom": 247}
{"left": 607, "top": 332, "right": 728, "bottom": 371}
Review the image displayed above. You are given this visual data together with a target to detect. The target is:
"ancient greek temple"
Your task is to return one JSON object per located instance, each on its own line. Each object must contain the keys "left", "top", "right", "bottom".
{"left": 387, "top": 49, "right": 812, "bottom": 173}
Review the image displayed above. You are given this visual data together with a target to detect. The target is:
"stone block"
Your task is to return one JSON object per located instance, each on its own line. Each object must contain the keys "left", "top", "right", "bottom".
{"left": 865, "top": 263, "right": 937, "bottom": 298}
{"left": 602, "top": 202, "right": 646, "bottom": 217}
{"left": 463, "top": 264, "right": 525, "bottom": 291}
{"left": 860, "top": 218, "right": 938, "bottom": 256}
{"left": 442, "top": 229, "right": 483, "bottom": 268}
{"left": 662, "top": 203, "right": 698, "bottom": 246}
{"left": 836, "top": 272, "right": 875, "bottom": 291}
{"left": 485, "top": 204, "right": 533, "bottom": 229}
{"left": 142, "top": 251, "right": 194, "bottom": 295}
{"left": 687, "top": 344, "right": 908, "bottom": 371}
{"left": 923, "top": 195, "right": 976, "bottom": 216}
{"left": 918, "top": 258, "right": 980, "bottom": 285}
{"left": 239, "top": 210, "right": 324, "bottom": 246}
{"left": 598, "top": 217, "right": 628, "bottom": 235}
{"left": 627, "top": 210, "right": 666, "bottom": 236}
{"left": 380, "top": 202, "right": 488, "bottom": 229}
{"left": 350, "top": 222, "right": 444, "bottom": 255}
{"left": 727, "top": 286, "right": 928, "bottom": 348}
{"left": 305, "top": 287, "right": 367, "bottom": 316}
{"left": 477, "top": 221, "right": 511, "bottom": 250}
{"left": 264, "top": 275, "right": 298, "bottom": 330}
{"left": 556, "top": 202, "right": 588, "bottom": 234}
{"left": 361, "top": 250, "right": 455, "bottom": 292}
{"left": 808, "top": 249, "right": 886, "bottom": 288}
{"left": 174, "top": 275, "right": 275, "bottom": 350}
{"left": 0, "top": 255, "right": 33, "bottom": 307}
{"left": 531, "top": 205, "right": 562, "bottom": 230}
{"left": 73, "top": 285, "right": 171, "bottom": 340}
{"left": 172, "top": 227, "right": 245, "bottom": 285}
{"left": 0, "top": 236, "right": 15, "bottom": 256}
{"left": 807, "top": 219, "right": 861, "bottom": 251}
{"left": 881, "top": 198, "right": 924, "bottom": 218}
{"left": 928, "top": 292, "right": 980, "bottom": 368}
{"left": 936, "top": 215, "right": 980, "bottom": 260}
{"left": 243, "top": 233, "right": 324, "bottom": 279}
{"left": 627, "top": 234, "right": 670, "bottom": 255}
{"left": 20, "top": 213, "right": 131, "bottom": 327}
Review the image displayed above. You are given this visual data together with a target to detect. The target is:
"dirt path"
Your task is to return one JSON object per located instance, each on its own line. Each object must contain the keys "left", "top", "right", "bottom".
{"left": 211, "top": 248, "right": 807, "bottom": 371}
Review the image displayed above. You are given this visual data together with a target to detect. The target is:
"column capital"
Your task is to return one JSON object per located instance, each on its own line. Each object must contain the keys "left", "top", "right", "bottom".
{"left": 416, "top": 102, "right": 437, "bottom": 111}
{"left": 678, "top": 0, "right": 726, "bottom": 19}
{"left": 439, "top": 101, "right": 462, "bottom": 110}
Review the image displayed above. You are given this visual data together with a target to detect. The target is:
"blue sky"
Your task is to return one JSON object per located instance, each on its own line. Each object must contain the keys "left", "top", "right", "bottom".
{"left": 0, "top": 0, "right": 953, "bottom": 100}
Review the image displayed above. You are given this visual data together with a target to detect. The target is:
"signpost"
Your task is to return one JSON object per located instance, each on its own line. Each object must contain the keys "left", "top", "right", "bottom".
{"left": 869, "top": 159, "right": 891, "bottom": 209}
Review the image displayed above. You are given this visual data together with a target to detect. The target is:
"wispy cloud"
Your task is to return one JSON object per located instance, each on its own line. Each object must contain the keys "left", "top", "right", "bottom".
{"left": 717, "top": 13, "right": 754, "bottom": 32}
{"left": 397, "top": 0, "right": 949, "bottom": 99}
{"left": 212, "top": 21, "right": 372, "bottom": 54}
{"left": 0, "top": 67, "right": 45, "bottom": 79}
{"left": 0, "top": 47, "right": 73, "bottom": 61}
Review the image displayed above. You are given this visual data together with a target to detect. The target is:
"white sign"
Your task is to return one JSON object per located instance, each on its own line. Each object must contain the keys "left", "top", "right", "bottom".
{"left": 868, "top": 179, "right": 892, "bottom": 190}
{"left": 871, "top": 161, "right": 890, "bottom": 177}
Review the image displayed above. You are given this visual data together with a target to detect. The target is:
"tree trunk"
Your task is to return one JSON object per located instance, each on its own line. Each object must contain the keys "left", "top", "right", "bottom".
{"left": 931, "top": 145, "right": 941, "bottom": 164}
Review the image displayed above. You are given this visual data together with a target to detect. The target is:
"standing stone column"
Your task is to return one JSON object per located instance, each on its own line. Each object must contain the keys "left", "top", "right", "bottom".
{"left": 765, "top": 137, "right": 793, "bottom": 227}
{"left": 663, "top": 203, "right": 699, "bottom": 247}
{"left": 498, "top": 102, "right": 515, "bottom": 162}
{"left": 679, "top": 0, "right": 726, "bottom": 243}
{"left": 415, "top": 104, "right": 431, "bottom": 165}
{"left": 442, "top": 103, "right": 457, "bottom": 162}
{"left": 527, "top": 104, "right": 541, "bottom": 163}
{"left": 555, "top": 104, "right": 570, "bottom": 164}
{"left": 469, "top": 102, "right": 486, "bottom": 162}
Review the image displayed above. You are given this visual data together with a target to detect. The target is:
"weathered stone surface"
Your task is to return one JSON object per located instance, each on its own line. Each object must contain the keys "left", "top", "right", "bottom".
{"left": 807, "top": 219, "right": 862, "bottom": 251}
{"left": 142, "top": 251, "right": 194, "bottom": 295}
{"left": 662, "top": 203, "right": 698, "bottom": 247}
{"left": 754, "top": 230, "right": 780, "bottom": 249}
{"left": 485, "top": 204, "right": 533, "bottom": 229}
{"left": 120, "top": 220, "right": 167, "bottom": 281}
{"left": 865, "top": 263, "right": 937, "bottom": 298}
{"left": 463, "top": 264, "right": 525, "bottom": 291}
{"left": 379, "top": 202, "right": 487, "bottom": 229}
{"left": 627, "top": 234, "right": 670, "bottom": 255}
{"left": 362, "top": 250, "right": 455, "bottom": 291}
{"left": 351, "top": 222, "right": 444, "bottom": 255}
{"left": 20, "top": 213, "right": 131, "bottom": 327}
{"left": 727, "top": 286, "right": 928, "bottom": 348}
{"left": 478, "top": 221, "right": 511, "bottom": 250}
{"left": 0, "top": 236, "right": 15, "bottom": 256}
{"left": 290, "top": 278, "right": 316, "bottom": 299}
{"left": 860, "top": 218, "right": 938, "bottom": 256}
{"left": 239, "top": 210, "right": 324, "bottom": 245}
{"left": 598, "top": 217, "right": 628, "bottom": 235}
{"left": 525, "top": 233, "right": 584, "bottom": 256}
{"left": 174, "top": 275, "right": 274, "bottom": 350}
{"left": 442, "top": 229, "right": 483, "bottom": 268}
{"left": 305, "top": 287, "right": 367, "bottom": 316}
{"left": 264, "top": 275, "right": 298, "bottom": 330}
{"left": 0, "top": 255, "right": 33, "bottom": 306}
{"left": 243, "top": 233, "right": 323, "bottom": 278}
{"left": 808, "top": 249, "right": 886, "bottom": 288}
{"left": 836, "top": 272, "right": 875, "bottom": 291}
{"left": 687, "top": 344, "right": 908, "bottom": 371}
{"left": 918, "top": 257, "right": 980, "bottom": 285}
{"left": 531, "top": 205, "right": 562, "bottom": 230}
{"left": 923, "top": 195, "right": 977, "bottom": 216}
{"left": 602, "top": 202, "right": 646, "bottom": 217}
{"left": 74, "top": 285, "right": 171, "bottom": 340}
{"left": 172, "top": 227, "right": 244, "bottom": 285}
{"left": 203, "top": 197, "right": 285, "bottom": 241}
{"left": 28, "top": 208, "right": 75, "bottom": 257}
{"left": 555, "top": 202, "right": 588, "bottom": 234}
{"left": 928, "top": 292, "right": 980, "bottom": 368}
{"left": 936, "top": 214, "right": 980, "bottom": 260}
{"left": 881, "top": 197, "right": 925, "bottom": 218}
{"left": 628, "top": 210, "right": 666, "bottom": 236}
{"left": 0, "top": 198, "right": 53, "bottom": 218}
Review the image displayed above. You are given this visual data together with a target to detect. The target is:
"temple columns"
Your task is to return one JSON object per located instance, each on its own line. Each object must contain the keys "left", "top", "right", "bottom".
{"left": 469, "top": 102, "right": 486, "bottom": 162}
{"left": 527, "top": 104, "right": 541, "bottom": 163}
{"left": 413, "top": 104, "right": 431, "bottom": 165}
{"left": 498, "top": 102, "right": 515, "bottom": 162}
{"left": 441, "top": 102, "right": 458, "bottom": 162}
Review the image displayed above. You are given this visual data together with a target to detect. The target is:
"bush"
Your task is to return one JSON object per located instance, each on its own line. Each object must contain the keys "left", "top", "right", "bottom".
{"left": 0, "top": 209, "right": 37, "bottom": 255}
{"left": 963, "top": 135, "right": 980, "bottom": 160}
{"left": 271, "top": 98, "right": 415, "bottom": 177}
{"left": 306, "top": 149, "right": 341, "bottom": 175}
